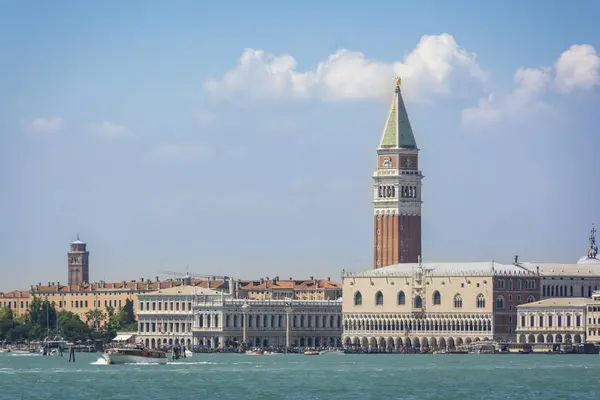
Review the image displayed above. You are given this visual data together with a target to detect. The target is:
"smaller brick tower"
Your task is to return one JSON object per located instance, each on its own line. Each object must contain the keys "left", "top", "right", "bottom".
{"left": 68, "top": 234, "right": 89, "bottom": 286}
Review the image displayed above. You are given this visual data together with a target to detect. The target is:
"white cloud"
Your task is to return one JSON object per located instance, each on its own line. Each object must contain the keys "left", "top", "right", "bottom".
{"left": 461, "top": 43, "right": 599, "bottom": 130}
{"left": 151, "top": 144, "right": 212, "bottom": 162}
{"left": 555, "top": 44, "right": 600, "bottom": 93}
{"left": 21, "top": 116, "right": 63, "bottom": 133}
{"left": 90, "top": 121, "right": 132, "bottom": 138}
{"left": 205, "top": 33, "right": 487, "bottom": 104}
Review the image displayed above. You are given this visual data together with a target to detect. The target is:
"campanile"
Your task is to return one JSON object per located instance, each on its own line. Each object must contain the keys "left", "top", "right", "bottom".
{"left": 68, "top": 235, "right": 89, "bottom": 285}
{"left": 373, "top": 78, "right": 423, "bottom": 268}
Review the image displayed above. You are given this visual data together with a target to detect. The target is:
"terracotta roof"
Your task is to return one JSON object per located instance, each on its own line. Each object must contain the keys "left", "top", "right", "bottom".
{"left": 237, "top": 279, "right": 342, "bottom": 290}
{"left": 0, "top": 290, "right": 30, "bottom": 298}
{"left": 31, "top": 278, "right": 228, "bottom": 293}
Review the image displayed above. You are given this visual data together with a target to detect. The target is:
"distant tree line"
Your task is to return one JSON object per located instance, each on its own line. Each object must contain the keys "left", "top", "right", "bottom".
{"left": 0, "top": 296, "right": 137, "bottom": 343}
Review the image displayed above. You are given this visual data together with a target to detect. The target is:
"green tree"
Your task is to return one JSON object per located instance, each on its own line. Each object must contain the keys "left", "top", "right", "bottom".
{"left": 85, "top": 309, "right": 106, "bottom": 330}
{"left": 57, "top": 311, "right": 91, "bottom": 342}
{"left": 0, "top": 308, "right": 15, "bottom": 340}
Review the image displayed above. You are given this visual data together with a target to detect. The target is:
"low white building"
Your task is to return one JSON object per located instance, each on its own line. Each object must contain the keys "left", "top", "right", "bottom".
{"left": 516, "top": 298, "right": 595, "bottom": 345}
{"left": 137, "top": 285, "right": 225, "bottom": 349}
{"left": 193, "top": 297, "right": 343, "bottom": 349}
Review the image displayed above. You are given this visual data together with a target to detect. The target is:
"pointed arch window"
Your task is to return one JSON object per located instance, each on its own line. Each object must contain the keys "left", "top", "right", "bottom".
{"left": 432, "top": 291, "right": 441, "bottom": 305}
{"left": 397, "top": 291, "right": 405, "bottom": 305}
{"left": 453, "top": 294, "right": 463, "bottom": 308}
{"left": 517, "top": 279, "right": 522, "bottom": 290}
{"left": 527, "top": 295, "right": 535, "bottom": 303}
{"left": 476, "top": 294, "right": 485, "bottom": 308}
{"left": 354, "top": 291, "right": 362, "bottom": 306}
{"left": 509, "top": 279, "right": 513, "bottom": 290}
{"left": 375, "top": 291, "right": 384, "bottom": 306}
{"left": 414, "top": 295, "right": 423, "bottom": 309}
{"left": 496, "top": 296, "right": 505, "bottom": 310}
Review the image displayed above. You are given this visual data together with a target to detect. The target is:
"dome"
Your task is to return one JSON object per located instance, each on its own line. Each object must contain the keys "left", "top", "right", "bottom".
{"left": 577, "top": 255, "right": 600, "bottom": 265}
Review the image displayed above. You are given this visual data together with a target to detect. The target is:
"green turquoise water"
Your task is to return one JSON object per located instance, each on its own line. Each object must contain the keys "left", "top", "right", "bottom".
{"left": 0, "top": 352, "right": 598, "bottom": 399}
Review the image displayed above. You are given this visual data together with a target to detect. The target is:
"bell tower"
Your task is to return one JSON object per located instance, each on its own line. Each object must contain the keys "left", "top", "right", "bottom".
{"left": 373, "top": 78, "right": 423, "bottom": 268}
{"left": 68, "top": 235, "right": 89, "bottom": 285}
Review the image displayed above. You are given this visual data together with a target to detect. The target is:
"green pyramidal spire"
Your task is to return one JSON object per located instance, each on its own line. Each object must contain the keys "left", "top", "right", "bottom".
{"left": 379, "top": 79, "right": 417, "bottom": 149}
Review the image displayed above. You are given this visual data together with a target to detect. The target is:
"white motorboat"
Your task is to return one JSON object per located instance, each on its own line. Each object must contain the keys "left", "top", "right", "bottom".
{"left": 185, "top": 349, "right": 193, "bottom": 358}
{"left": 103, "top": 348, "right": 167, "bottom": 365}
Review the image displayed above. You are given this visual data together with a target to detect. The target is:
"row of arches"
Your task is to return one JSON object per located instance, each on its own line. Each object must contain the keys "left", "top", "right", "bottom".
{"left": 344, "top": 316, "right": 492, "bottom": 333}
{"left": 517, "top": 333, "right": 583, "bottom": 344}
{"left": 378, "top": 185, "right": 395, "bottom": 198}
{"left": 146, "top": 337, "right": 192, "bottom": 349}
{"left": 205, "top": 313, "right": 341, "bottom": 330}
{"left": 343, "top": 336, "right": 491, "bottom": 351}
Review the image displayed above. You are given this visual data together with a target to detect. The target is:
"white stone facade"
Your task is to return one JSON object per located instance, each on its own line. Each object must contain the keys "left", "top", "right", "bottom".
{"left": 193, "top": 298, "right": 343, "bottom": 349}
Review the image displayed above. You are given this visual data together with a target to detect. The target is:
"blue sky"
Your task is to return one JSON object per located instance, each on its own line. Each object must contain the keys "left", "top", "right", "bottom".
{"left": 1, "top": 0, "right": 599, "bottom": 291}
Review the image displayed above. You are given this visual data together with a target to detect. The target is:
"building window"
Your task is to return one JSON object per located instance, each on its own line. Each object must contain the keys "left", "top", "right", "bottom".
{"left": 397, "top": 291, "right": 406, "bottom": 305}
{"left": 476, "top": 294, "right": 485, "bottom": 308}
{"left": 354, "top": 291, "right": 362, "bottom": 306}
{"left": 577, "top": 315, "right": 581, "bottom": 327}
{"left": 527, "top": 296, "right": 535, "bottom": 303}
{"left": 509, "top": 280, "right": 513, "bottom": 290}
{"left": 517, "top": 279, "right": 522, "bottom": 290}
{"left": 453, "top": 294, "right": 463, "bottom": 308}
{"left": 496, "top": 296, "right": 505, "bottom": 310}
{"left": 433, "top": 291, "right": 441, "bottom": 305}
{"left": 498, "top": 279, "right": 505, "bottom": 289}
{"left": 375, "top": 291, "right": 384, "bottom": 306}
{"left": 414, "top": 295, "right": 423, "bottom": 308}
{"left": 521, "top": 315, "right": 525, "bottom": 327}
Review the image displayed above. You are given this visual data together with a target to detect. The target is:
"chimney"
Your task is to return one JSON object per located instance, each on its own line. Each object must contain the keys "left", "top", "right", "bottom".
{"left": 141, "top": 278, "right": 144, "bottom": 283}
{"left": 289, "top": 277, "right": 292, "bottom": 280}
{"left": 156, "top": 276, "right": 159, "bottom": 282}
{"left": 310, "top": 276, "right": 314, "bottom": 280}
{"left": 536, "top": 266, "right": 540, "bottom": 275}
{"left": 260, "top": 278, "right": 264, "bottom": 284}
{"left": 275, "top": 276, "right": 279, "bottom": 282}
{"left": 48, "top": 282, "right": 51, "bottom": 286}
{"left": 514, "top": 255, "right": 519, "bottom": 265}
{"left": 56, "top": 282, "right": 60, "bottom": 292}
{"left": 327, "top": 276, "right": 330, "bottom": 281}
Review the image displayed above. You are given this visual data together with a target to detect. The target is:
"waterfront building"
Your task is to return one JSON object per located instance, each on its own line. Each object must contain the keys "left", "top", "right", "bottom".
{"left": 0, "top": 290, "right": 30, "bottom": 317}
{"left": 516, "top": 298, "right": 594, "bottom": 345}
{"left": 525, "top": 225, "right": 600, "bottom": 300}
{"left": 67, "top": 235, "right": 89, "bottom": 286}
{"left": 342, "top": 261, "right": 540, "bottom": 351}
{"left": 235, "top": 277, "right": 342, "bottom": 300}
{"left": 373, "top": 78, "right": 422, "bottom": 268}
{"left": 136, "top": 284, "right": 207, "bottom": 349}
{"left": 192, "top": 296, "right": 343, "bottom": 349}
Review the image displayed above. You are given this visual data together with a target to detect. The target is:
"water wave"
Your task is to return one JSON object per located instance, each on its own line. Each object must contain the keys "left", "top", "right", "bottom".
{"left": 90, "top": 358, "right": 109, "bottom": 365}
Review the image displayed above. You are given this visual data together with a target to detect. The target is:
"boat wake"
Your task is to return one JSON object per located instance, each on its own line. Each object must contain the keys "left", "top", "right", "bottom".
{"left": 90, "top": 357, "right": 109, "bottom": 365}
{"left": 168, "top": 361, "right": 218, "bottom": 365}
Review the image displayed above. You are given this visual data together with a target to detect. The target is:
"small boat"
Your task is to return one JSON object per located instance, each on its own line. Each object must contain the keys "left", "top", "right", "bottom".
{"left": 245, "top": 349, "right": 264, "bottom": 355}
{"left": 103, "top": 348, "right": 167, "bottom": 365}
{"left": 304, "top": 350, "right": 319, "bottom": 355}
{"left": 185, "top": 349, "right": 193, "bottom": 358}
{"left": 319, "top": 349, "right": 344, "bottom": 355}
{"left": 0, "top": 348, "right": 10, "bottom": 353}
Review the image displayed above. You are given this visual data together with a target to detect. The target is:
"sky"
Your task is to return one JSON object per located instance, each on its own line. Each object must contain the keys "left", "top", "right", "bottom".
{"left": 1, "top": 0, "right": 599, "bottom": 291}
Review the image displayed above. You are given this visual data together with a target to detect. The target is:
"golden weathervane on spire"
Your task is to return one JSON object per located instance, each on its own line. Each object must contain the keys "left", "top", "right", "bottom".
{"left": 395, "top": 76, "right": 402, "bottom": 88}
